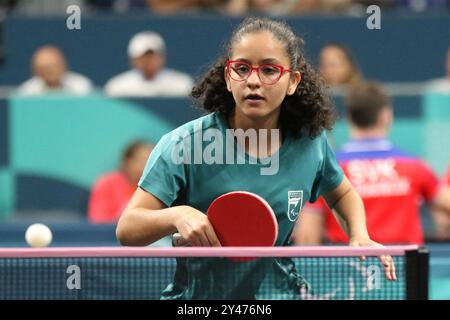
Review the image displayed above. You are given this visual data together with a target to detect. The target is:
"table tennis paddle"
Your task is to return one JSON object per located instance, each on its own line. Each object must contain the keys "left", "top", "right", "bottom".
{"left": 172, "top": 191, "right": 278, "bottom": 249}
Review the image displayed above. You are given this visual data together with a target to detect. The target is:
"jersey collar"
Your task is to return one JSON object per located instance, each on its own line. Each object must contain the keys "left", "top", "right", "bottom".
{"left": 341, "top": 138, "right": 393, "bottom": 153}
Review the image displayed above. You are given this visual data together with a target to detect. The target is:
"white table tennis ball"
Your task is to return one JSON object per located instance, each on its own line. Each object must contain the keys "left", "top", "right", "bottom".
{"left": 25, "top": 223, "right": 52, "bottom": 248}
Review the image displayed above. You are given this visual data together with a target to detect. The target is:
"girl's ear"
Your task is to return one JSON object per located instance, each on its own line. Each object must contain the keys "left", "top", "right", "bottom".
{"left": 287, "top": 71, "right": 301, "bottom": 95}
{"left": 224, "top": 67, "right": 232, "bottom": 92}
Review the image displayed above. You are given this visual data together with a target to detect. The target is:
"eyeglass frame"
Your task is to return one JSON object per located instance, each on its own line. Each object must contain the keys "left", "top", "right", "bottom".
{"left": 226, "top": 60, "right": 293, "bottom": 85}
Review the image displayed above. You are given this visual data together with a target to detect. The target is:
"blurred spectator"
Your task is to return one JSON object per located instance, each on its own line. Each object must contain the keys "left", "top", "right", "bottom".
{"left": 426, "top": 46, "right": 450, "bottom": 93}
{"left": 146, "top": 0, "right": 214, "bottom": 14}
{"left": 87, "top": 0, "right": 148, "bottom": 13}
{"left": 0, "top": 0, "right": 19, "bottom": 14}
{"left": 17, "top": 46, "right": 93, "bottom": 96}
{"left": 393, "top": 0, "right": 449, "bottom": 12}
{"left": 88, "top": 0, "right": 224, "bottom": 14}
{"left": 314, "top": 0, "right": 355, "bottom": 13}
{"left": 293, "top": 81, "right": 450, "bottom": 245}
{"left": 224, "top": 0, "right": 284, "bottom": 15}
{"left": 12, "top": 0, "right": 86, "bottom": 14}
{"left": 88, "top": 140, "right": 153, "bottom": 224}
{"left": 222, "top": 0, "right": 378, "bottom": 16}
{"left": 104, "top": 31, "right": 194, "bottom": 97}
{"left": 318, "top": 43, "right": 363, "bottom": 89}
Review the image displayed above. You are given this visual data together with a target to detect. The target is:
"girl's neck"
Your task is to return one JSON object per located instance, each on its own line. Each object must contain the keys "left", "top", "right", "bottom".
{"left": 227, "top": 109, "right": 283, "bottom": 158}
{"left": 228, "top": 109, "right": 280, "bottom": 132}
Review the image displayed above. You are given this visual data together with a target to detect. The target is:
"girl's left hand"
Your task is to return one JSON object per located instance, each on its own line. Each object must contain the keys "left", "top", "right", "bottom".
{"left": 349, "top": 238, "right": 397, "bottom": 281}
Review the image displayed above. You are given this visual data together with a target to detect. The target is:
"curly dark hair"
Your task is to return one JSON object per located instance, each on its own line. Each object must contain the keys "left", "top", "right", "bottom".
{"left": 191, "top": 17, "right": 336, "bottom": 139}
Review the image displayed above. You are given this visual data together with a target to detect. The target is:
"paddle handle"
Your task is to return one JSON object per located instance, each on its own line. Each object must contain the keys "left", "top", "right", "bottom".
{"left": 172, "top": 233, "right": 189, "bottom": 247}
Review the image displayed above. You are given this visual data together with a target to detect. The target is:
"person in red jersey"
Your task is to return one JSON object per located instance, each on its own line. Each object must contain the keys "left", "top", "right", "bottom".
{"left": 293, "top": 81, "right": 450, "bottom": 245}
{"left": 88, "top": 141, "right": 153, "bottom": 223}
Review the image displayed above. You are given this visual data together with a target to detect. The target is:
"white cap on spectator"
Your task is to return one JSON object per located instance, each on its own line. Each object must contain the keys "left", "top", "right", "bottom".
{"left": 127, "top": 31, "right": 166, "bottom": 59}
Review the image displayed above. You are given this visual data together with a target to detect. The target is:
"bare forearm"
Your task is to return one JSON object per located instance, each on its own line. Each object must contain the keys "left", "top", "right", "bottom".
{"left": 332, "top": 188, "right": 369, "bottom": 240}
{"left": 434, "top": 186, "right": 450, "bottom": 214}
{"left": 116, "top": 207, "right": 181, "bottom": 246}
{"left": 324, "top": 177, "right": 370, "bottom": 241}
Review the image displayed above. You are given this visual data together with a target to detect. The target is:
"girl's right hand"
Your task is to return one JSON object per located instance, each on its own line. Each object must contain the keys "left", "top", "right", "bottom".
{"left": 173, "top": 205, "right": 221, "bottom": 247}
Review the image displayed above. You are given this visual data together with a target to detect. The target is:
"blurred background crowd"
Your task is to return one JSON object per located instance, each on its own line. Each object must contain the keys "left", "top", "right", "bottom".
{"left": 2, "top": 0, "right": 450, "bottom": 15}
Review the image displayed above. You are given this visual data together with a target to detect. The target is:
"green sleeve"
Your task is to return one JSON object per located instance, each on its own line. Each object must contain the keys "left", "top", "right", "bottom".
{"left": 138, "top": 133, "right": 188, "bottom": 207}
{"left": 309, "top": 132, "right": 344, "bottom": 202}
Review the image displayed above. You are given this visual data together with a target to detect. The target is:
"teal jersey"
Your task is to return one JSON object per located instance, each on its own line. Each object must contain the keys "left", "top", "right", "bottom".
{"left": 139, "top": 112, "right": 343, "bottom": 299}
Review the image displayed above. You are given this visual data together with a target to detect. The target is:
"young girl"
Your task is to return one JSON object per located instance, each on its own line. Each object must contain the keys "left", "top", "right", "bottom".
{"left": 116, "top": 17, "right": 395, "bottom": 299}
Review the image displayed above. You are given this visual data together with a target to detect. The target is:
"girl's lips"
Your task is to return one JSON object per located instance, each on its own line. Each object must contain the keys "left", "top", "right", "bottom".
{"left": 245, "top": 98, "right": 264, "bottom": 105}
{"left": 244, "top": 95, "right": 265, "bottom": 105}
{"left": 245, "top": 94, "right": 265, "bottom": 100}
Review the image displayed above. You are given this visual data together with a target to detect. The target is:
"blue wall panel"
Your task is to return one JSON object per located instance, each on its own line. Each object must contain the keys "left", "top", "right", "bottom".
{"left": 0, "top": 100, "right": 8, "bottom": 166}
{"left": 2, "top": 14, "right": 450, "bottom": 86}
{"left": 16, "top": 174, "right": 89, "bottom": 215}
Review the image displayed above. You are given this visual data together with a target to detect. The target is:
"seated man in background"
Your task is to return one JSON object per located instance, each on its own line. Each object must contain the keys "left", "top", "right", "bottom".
{"left": 293, "top": 81, "right": 450, "bottom": 245}
{"left": 88, "top": 140, "right": 153, "bottom": 223}
{"left": 17, "top": 45, "right": 93, "bottom": 96}
{"left": 104, "top": 31, "right": 194, "bottom": 97}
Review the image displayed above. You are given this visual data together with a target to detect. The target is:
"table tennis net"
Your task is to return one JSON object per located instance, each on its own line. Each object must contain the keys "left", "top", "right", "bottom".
{"left": 0, "top": 246, "right": 428, "bottom": 300}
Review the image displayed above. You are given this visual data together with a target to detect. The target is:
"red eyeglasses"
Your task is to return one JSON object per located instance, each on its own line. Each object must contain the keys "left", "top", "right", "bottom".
{"left": 226, "top": 60, "right": 292, "bottom": 85}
